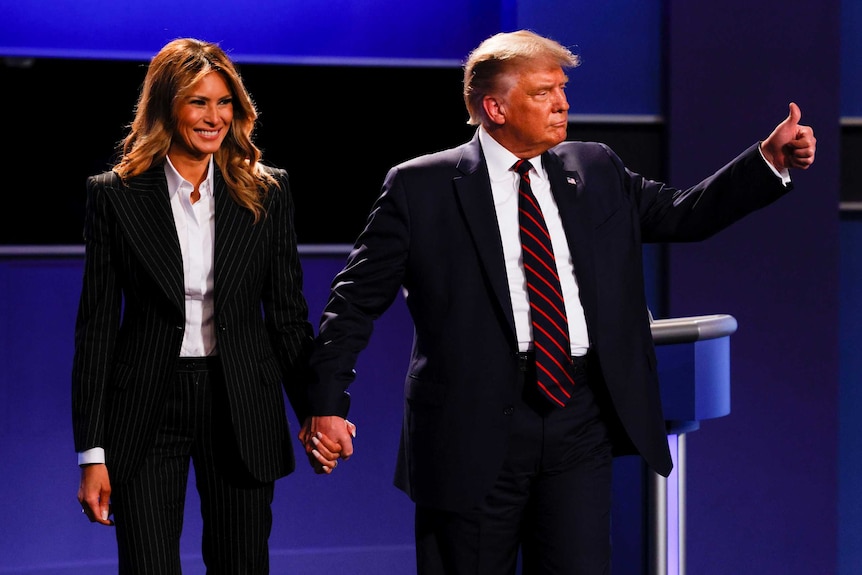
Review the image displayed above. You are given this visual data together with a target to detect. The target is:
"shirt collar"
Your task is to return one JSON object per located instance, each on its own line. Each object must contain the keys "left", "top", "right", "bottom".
{"left": 478, "top": 126, "right": 545, "bottom": 183}
{"left": 163, "top": 155, "right": 215, "bottom": 200}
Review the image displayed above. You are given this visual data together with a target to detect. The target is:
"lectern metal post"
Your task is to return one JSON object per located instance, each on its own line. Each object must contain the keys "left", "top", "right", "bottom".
{"left": 649, "top": 314, "right": 737, "bottom": 575}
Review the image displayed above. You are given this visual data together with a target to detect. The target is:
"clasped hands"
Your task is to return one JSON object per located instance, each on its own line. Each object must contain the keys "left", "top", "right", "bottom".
{"left": 299, "top": 416, "right": 356, "bottom": 475}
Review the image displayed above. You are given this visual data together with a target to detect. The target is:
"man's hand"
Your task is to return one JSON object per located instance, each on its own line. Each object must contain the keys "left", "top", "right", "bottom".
{"left": 299, "top": 416, "right": 357, "bottom": 475}
{"left": 761, "top": 102, "right": 816, "bottom": 171}
{"left": 78, "top": 463, "right": 113, "bottom": 525}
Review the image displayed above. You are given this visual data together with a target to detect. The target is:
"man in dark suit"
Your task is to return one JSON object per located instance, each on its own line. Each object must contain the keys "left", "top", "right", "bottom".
{"left": 302, "top": 30, "right": 816, "bottom": 574}
{"left": 72, "top": 39, "right": 334, "bottom": 574}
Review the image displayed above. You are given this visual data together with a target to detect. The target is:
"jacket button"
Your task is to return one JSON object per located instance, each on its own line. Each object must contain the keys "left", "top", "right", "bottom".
{"left": 503, "top": 406, "right": 514, "bottom": 416}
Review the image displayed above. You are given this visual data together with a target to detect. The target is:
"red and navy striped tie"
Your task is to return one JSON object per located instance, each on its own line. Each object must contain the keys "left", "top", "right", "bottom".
{"left": 514, "top": 159, "right": 574, "bottom": 407}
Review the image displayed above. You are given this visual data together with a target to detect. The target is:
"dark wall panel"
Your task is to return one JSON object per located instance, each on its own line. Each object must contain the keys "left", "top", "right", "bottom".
{"left": 666, "top": 2, "right": 841, "bottom": 574}
{"left": 841, "top": 126, "right": 862, "bottom": 202}
{"left": 0, "top": 60, "right": 472, "bottom": 246}
{"left": 0, "top": 57, "right": 666, "bottom": 246}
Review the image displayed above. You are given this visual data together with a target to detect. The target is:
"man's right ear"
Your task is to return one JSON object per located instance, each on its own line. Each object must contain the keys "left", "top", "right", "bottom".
{"left": 482, "top": 96, "right": 506, "bottom": 126}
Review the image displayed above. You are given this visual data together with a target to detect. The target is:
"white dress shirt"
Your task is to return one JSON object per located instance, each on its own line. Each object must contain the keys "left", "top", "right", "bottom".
{"left": 478, "top": 127, "right": 591, "bottom": 356}
{"left": 78, "top": 157, "right": 217, "bottom": 466}
{"left": 164, "top": 155, "right": 217, "bottom": 358}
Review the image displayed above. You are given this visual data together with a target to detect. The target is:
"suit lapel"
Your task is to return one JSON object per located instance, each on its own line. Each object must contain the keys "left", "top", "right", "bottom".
{"left": 454, "top": 134, "right": 518, "bottom": 344}
{"left": 213, "top": 168, "right": 260, "bottom": 308}
{"left": 114, "top": 167, "right": 185, "bottom": 313}
{"left": 113, "top": 166, "right": 262, "bottom": 318}
{"left": 543, "top": 151, "right": 597, "bottom": 315}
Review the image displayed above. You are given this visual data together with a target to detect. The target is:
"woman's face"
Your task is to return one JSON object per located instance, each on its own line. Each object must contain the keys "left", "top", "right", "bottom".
{"left": 170, "top": 71, "right": 234, "bottom": 161}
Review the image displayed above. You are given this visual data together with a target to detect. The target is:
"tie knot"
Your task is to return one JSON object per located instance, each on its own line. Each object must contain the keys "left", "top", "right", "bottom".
{"left": 513, "top": 159, "right": 533, "bottom": 177}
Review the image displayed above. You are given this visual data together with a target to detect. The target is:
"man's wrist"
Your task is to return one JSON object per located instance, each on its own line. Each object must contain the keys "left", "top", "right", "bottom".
{"left": 758, "top": 143, "right": 791, "bottom": 186}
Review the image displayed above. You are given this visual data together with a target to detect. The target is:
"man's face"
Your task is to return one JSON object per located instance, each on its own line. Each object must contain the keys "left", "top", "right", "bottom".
{"left": 493, "top": 63, "right": 570, "bottom": 157}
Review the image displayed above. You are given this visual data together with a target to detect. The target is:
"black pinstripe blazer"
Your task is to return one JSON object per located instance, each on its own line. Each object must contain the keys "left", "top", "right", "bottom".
{"left": 71, "top": 162, "right": 314, "bottom": 483}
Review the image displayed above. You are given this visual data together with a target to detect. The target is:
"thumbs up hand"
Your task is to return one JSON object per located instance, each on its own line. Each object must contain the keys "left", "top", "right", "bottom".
{"left": 760, "top": 102, "right": 816, "bottom": 171}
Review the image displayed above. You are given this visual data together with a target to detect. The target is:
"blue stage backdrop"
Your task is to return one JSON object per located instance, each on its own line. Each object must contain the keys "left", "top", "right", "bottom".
{"left": 842, "top": 0, "right": 862, "bottom": 118}
{"left": 0, "top": 0, "right": 858, "bottom": 572}
{"left": 0, "top": 0, "right": 662, "bottom": 117}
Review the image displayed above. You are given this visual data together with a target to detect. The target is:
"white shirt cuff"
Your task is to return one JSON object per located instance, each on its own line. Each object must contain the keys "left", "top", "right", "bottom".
{"left": 758, "top": 144, "right": 791, "bottom": 186}
{"left": 78, "top": 447, "right": 105, "bottom": 466}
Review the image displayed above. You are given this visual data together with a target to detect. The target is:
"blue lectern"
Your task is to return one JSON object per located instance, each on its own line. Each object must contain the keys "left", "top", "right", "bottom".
{"left": 649, "top": 313, "right": 737, "bottom": 575}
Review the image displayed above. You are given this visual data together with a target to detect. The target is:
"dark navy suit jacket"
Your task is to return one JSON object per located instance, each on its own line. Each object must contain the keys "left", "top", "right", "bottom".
{"left": 309, "top": 131, "right": 791, "bottom": 512}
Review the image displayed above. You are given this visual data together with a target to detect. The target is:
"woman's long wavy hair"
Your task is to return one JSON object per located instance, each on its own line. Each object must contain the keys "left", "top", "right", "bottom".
{"left": 114, "top": 38, "right": 276, "bottom": 222}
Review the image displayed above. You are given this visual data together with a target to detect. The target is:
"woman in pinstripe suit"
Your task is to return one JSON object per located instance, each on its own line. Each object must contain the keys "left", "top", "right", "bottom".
{"left": 72, "top": 38, "right": 339, "bottom": 574}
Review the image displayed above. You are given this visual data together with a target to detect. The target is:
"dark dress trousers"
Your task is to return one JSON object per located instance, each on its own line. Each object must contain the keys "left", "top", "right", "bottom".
{"left": 308, "top": 131, "right": 790, "bottom": 515}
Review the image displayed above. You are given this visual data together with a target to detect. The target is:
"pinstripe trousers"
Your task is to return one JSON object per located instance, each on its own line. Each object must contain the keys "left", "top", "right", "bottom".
{"left": 111, "top": 358, "right": 275, "bottom": 575}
